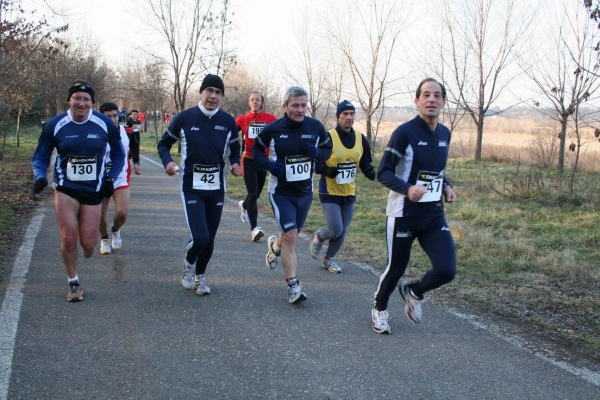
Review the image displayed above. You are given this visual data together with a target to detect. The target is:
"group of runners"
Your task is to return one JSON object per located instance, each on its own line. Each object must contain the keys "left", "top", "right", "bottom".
{"left": 31, "top": 74, "right": 456, "bottom": 334}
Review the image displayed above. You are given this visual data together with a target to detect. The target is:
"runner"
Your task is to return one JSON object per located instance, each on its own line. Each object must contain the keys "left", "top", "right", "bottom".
{"left": 158, "top": 74, "right": 242, "bottom": 296}
{"left": 98, "top": 102, "right": 142, "bottom": 254}
{"left": 252, "top": 86, "right": 332, "bottom": 304}
{"left": 309, "top": 100, "right": 376, "bottom": 273}
{"left": 31, "top": 80, "right": 125, "bottom": 301}
{"left": 372, "top": 78, "right": 457, "bottom": 334}
{"left": 236, "top": 92, "right": 277, "bottom": 242}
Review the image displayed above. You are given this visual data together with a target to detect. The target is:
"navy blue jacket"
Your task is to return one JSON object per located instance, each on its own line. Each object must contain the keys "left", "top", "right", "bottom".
{"left": 252, "top": 114, "right": 332, "bottom": 196}
{"left": 158, "top": 105, "right": 240, "bottom": 193}
{"left": 377, "top": 115, "right": 452, "bottom": 218}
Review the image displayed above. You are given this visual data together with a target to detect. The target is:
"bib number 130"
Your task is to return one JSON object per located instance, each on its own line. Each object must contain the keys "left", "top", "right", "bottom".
{"left": 67, "top": 155, "right": 97, "bottom": 181}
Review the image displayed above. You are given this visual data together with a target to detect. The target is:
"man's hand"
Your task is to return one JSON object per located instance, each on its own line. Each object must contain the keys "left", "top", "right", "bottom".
{"left": 101, "top": 179, "right": 115, "bottom": 198}
{"left": 304, "top": 143, "right": 319, "bottom": 159}
{"left": 33, "top": 177, "right": 48, "bottom": 194}
{"left": 165, "top": 161, "right": 179, "bottom": 176}
{"left": 230, "top": 163, "right": 242, "bottom": 176}
{"left": 363, "top": 167, "right": 376, "bottom": 181}
{"left": 133, "top": 163, "right": 142, "bottom": 175}
{"left": 323, "top": 166, "right": 339, "bottom": 179}
{"left": 443, "top": 185, "right": 456, "bottom": 203}
{"left": 407, "top": 185, "right": 428, "bottom": 202}
{"left": 267, "top": 162, "right": 285, "bottom": 178}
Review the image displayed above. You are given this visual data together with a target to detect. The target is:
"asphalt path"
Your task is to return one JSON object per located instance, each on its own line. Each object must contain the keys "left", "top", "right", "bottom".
{"left": 1, "top": 154, "right": 599, "bottom": 399}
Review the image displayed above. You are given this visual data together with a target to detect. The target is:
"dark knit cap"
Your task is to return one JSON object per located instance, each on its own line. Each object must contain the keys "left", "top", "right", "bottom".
{"left": 99, "top": 102, "right": 118, "bottom": 113}
{"left": 67, "top": 84, "right": 96, "bottom": 103}
{"left": 336, "top": 100, "right": 355, "bottom": 118}
{"left": 199, "top": 74, "right": 225, "bottom": 94}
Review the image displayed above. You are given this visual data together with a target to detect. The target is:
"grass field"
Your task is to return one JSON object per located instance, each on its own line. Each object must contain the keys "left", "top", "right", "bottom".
{"left": 1, "top": 121, "right": 599, "bottom": 360}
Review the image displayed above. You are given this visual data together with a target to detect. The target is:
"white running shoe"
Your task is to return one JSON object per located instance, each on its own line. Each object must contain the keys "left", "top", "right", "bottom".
{"left": 398, "top": 281, "right": 423, "bottom": 323}
{"left": 288, "top": 284, "right": 307, "bottom": 304}
{"left": 309, "top": 232, "right": 323, "bottom": 259}
{"left": 238, "top": 200, "right": 249, "bottom": 223}
{"left": 322, "top": 258, "right": 341, "bottom": 273}
{"left": 100, "top": 238, "right": 111, "bottom": 254}
{"left": 372, "top": 308, "right": 391, "bottom": 334}
{"left": 251, "top": 226, "right": 264, "bottom": 242}
{"left": 111, "top": 230, "right": 122, "bottom": 250}
{"left": 181, "top": 260, "right": 196, "bottom": 290}
{"left": 265, "top": 235, "right": 280, "bottom": 270}
{"left": 195, "top": 274, "right": 211, "bottom": 295}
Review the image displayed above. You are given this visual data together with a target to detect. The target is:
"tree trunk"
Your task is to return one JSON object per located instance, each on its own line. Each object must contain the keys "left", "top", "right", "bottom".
{"left": 16, "top": 105, "right": 22, "bottom": 147}
{"left": 365, "top": 115, "right": 372, "bottom": 143}
{"left": 475, "top": 117, "right": 484, "bottom": 161}
{"left": 557, "top": 115, "right": 568, "bottom": 174}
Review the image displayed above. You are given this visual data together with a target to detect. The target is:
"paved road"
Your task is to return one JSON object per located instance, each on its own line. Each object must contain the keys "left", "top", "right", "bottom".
{"left": 1, "top": 154, "right": 599, "bottom": 399}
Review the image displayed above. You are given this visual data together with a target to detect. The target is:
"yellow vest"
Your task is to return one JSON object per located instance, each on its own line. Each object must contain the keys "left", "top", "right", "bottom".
{"left": 325, "top": 128, "right": 363, "bottom": 196}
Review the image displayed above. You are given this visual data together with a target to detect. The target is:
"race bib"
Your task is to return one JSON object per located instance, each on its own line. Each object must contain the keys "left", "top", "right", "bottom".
{"left": 133, "top": 124, "right": 140, "bottom": 133}
{"left": 192, "top": 164, "right": 220, "bottom": 190}
{"left": 67, "top": 155, "right": 97, "bottom": 181}
{"left": 285, "top": 155, "right": 311, "bottom": 182}
{"left": 248, "top": 122, "right": 266, "bottom": 139}
{"left": 416, "top": 170, "right": 443, "bottom": 202}
{"left": 336, "top": 162, "right": 357, "bottom": 184}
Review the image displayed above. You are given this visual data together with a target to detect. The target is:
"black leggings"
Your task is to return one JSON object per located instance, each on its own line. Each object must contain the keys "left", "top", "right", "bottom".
{"left": 182, "top": 191, "right": 224, "bottom": 275}
{"left": 375, "top": 216, "right": 456, "bottom": 311}
{"left": 241, "top": 156, "right": 267, "bottom": 229}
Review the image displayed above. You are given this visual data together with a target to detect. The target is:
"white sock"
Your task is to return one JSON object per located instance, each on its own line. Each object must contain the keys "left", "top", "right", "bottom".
{"left": 68, "top": 275, "right": 79, "bottom": 284}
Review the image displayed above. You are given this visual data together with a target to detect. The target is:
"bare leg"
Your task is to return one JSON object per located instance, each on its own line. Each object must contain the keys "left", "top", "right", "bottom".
{"left": 279, "top": 229, "right": 298, "bottom": 280}
{"left": 99, "top": 196, "right": 111, "bottom": 237}
{"left": 111, "top": 188, "right": 130, "bottom": 231}
{"left": 54, "top": 191, "right": 81, "bottom": 278}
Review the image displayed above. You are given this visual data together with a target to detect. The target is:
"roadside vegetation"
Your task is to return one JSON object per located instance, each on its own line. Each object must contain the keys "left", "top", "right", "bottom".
{"left": 1, "top": 122, "right": 599, "bottom": 361}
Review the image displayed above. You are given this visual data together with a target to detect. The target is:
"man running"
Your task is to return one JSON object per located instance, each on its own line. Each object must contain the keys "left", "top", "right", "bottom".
{"left": 236, "top": 92, "right": 277, "bottom": 242}
{"left": 252, "top": 86, "right": 332, "bottom": 304}
{"left": 32, "top": 80, "right": 125, "bottom": 301}
{"left": 158, "top": 74, "right": 242, "bottom": 296}
{"left": 309, "top": 100, "right": 376, "bottom": 273}
{"left": 372, "top": 78, "right": 457, "bottom": 334}
{"left": 98, "top": 102, "right": 142, "bottom": 254}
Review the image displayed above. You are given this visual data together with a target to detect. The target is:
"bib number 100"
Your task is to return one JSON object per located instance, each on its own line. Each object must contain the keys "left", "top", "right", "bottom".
{"left": 290, "top": 163, "right": 309, "bottom": 175}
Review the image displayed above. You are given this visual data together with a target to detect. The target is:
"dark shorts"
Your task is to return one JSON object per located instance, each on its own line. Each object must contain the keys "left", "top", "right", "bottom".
{"left": 269, "top": 192, "right": 313, "bottom": 233}
{"left": 55, "top": 186, "right": 104, "bottom": 205}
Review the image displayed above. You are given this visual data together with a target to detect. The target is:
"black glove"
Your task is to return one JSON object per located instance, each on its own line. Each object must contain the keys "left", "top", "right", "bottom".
{"left": 101, "top": 179, "right": 115, "bottom": 198}
{"left": 304, "top": 143, "right": 319, "bottom": 159}
{"left": 323, "top": 166, "right": 339, "bottom": 179}
{"left": 33, "top": 178, "right": 48, "bottom": 194}
{"left": 364, "top": 167, "right": 376, "bottom": 181}
{"left": 267, "top": 162, "right": 285, "bottom": 178}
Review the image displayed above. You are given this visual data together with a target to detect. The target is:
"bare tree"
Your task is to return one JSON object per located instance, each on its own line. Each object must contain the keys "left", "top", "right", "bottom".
{"left": 138, "top": 0, "right": 234, "bottom": 113}
{"left": 222, "top": 62, "right": 280, "bottom": 118}
{"left": 277, "top": 7, "right": 339, "bottom": 125}
{"left": 440, "top": 0, "right": 534, "bottom": 161}
{"left": 523, "top": 0, "right": 600, "bottom": 175}
{"left": 328, "top": 0, "right": 406, "bottom": 142}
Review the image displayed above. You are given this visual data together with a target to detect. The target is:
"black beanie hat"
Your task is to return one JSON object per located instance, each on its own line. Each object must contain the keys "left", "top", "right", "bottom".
{"left": 67, "top": 84, "right": 96, "bottom": 103}
{"left": 99, "top": 102, "right": 118, "bottom": 113}
{"left": 199, "top": 74, "right": 225, "bottom": 94}
{"left": 336, "top": 100, "right": 355, "bottom": 118}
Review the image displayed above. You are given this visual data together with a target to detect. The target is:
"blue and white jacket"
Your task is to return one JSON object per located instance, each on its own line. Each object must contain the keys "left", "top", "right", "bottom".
{"left": 378, "top": 115, "right": 452, "bottom": 218}
{"left": 252, "top": 114, "right": 332, "bottom": 196}
{"left": 157, "top": 105, "right": 240, "bottom": 194}
{"left": 31, "top": 109, "right": 125, "bottom": 192}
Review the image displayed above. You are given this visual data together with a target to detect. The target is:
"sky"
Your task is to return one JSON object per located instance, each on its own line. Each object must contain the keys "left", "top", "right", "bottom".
{"left": 25, "top": 0, "right": 292, "bottom": 69}
{"left": 21, "top": 0, "right": 596, "bottom": 110}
